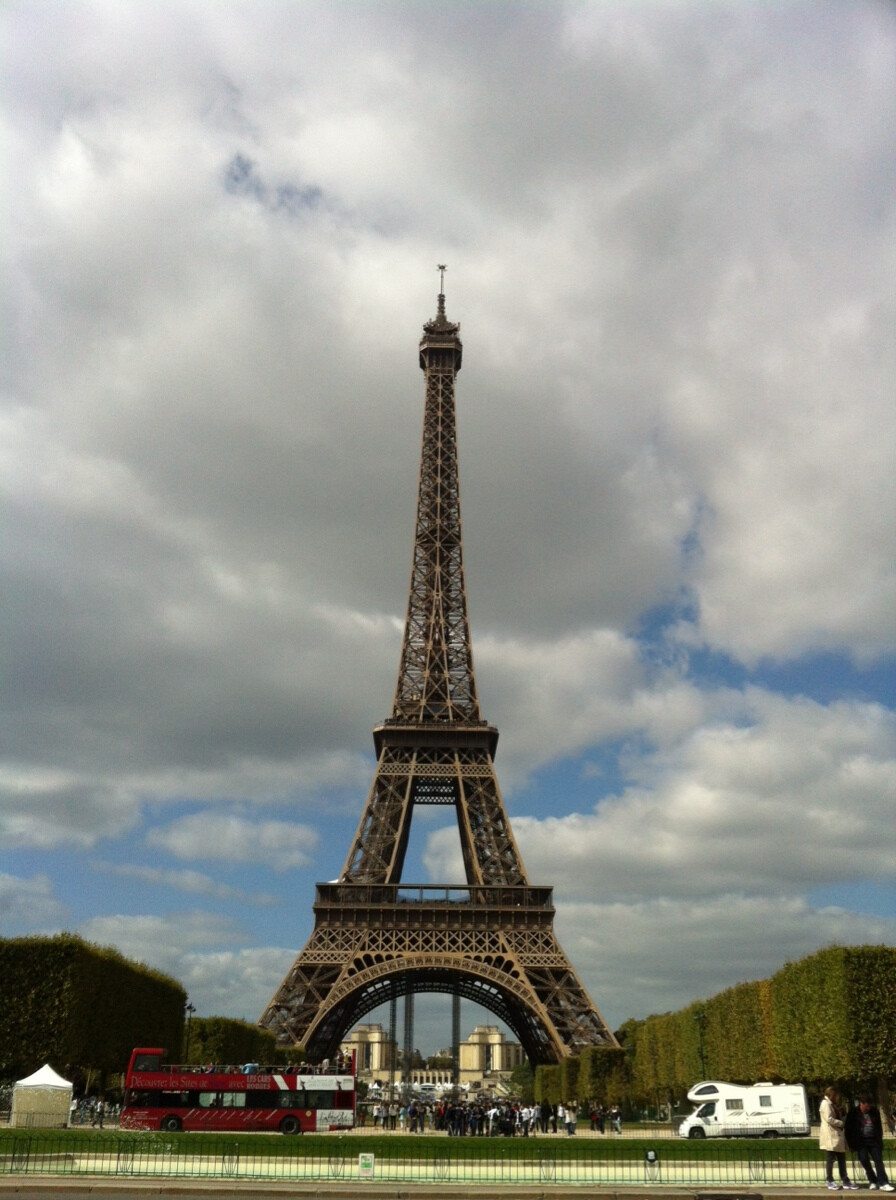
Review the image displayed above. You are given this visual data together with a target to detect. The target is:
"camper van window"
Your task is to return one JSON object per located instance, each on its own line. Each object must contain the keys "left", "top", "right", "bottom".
{"left": 696, "top": 1103, "right": 715, "bottom": 1118}
{"left": 725, "top": 1099, "right": 744, "bottom": 1111}
{"left": 759, "top": 1096, "right": 771, "bottom": 1106}
{"left": 695, "top": 1085, "right": 716, "bottom": 1096}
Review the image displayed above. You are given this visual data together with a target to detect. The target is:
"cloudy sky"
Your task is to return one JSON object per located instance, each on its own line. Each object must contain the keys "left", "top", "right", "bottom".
{"left": 3, "top": 0, "right": 895, "bottom": 1056}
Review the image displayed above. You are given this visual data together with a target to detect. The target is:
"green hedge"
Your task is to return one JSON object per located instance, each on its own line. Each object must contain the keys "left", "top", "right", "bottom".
{"left": 555, "top": 944, "right": 896, "bottom": 1114}
{"left": 769, "top": 945, "right": 896, "bottom": 1086}
{"left": 187, "top": 1016, "right": 281, "bottom": 1066}
{"left": 0, "top": 934, "right": 185, "bottom": 1079}
{"left": 577, "top": 1046, "right": 628, "bottom": 1106}
{"left": 534, "top": 1063, "right": 561, "bottom": 1104}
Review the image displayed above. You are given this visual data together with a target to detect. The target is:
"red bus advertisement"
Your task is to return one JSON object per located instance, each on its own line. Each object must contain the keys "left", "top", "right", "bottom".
{"left": 120, "top": 1048, "right": 356, "bottom": 1134}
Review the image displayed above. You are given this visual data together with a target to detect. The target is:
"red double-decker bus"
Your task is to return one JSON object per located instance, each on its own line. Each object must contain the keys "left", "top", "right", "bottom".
{"left": 120, "top": 1048, "right": 356, "bottom": 1134}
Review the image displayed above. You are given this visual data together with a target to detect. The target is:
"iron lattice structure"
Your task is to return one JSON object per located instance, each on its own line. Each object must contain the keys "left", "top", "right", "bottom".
{"left": 260, "top": 286, "right": 618, "bottom": 1065}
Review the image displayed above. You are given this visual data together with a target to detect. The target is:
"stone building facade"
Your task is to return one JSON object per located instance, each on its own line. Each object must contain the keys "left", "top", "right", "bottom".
{"left": 341, "top": 1022, "right": 524, "bottom": 1095}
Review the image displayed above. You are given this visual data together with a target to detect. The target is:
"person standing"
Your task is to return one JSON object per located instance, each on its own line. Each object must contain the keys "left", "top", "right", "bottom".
{"left": 820, "top": 1086, "right": 859, "bottom": 1190}
{"left": 845, "top": 1095, "right": 894, "bottom": 1191}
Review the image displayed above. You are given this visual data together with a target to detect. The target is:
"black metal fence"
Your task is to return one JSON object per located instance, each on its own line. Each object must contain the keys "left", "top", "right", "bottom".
{"left": 3, "top": 1132, "right": 891, "bottom": 1186}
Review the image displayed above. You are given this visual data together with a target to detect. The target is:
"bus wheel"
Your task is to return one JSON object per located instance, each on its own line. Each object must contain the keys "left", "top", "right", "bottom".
{"left": 161, "top": 1115, "right": 182, "bottom": 1133}
{"left": 280, "top": 1116, "right": 301, "bottom": 1135}
{"left": 688, "top": 1127, "right": 706, "bottom": 1139}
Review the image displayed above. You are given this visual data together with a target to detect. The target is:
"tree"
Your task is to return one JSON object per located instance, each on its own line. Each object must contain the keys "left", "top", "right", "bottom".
{"left": 426, "top": 1054, "right": 454, "bottom": 1070}
{"left": 509, "top": 1062, "right": 535, "bottom": 1101}
{"left": 188, "top": 1017, "right": 278, "bottom": 1066}
{"left": 0, "top": 934, "right": 185, "bottom": 1079}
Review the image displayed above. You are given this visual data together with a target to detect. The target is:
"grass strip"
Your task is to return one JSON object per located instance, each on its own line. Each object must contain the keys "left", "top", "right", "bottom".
{"left": 0, "top": 1128, "right": 819, "bottom": 1162}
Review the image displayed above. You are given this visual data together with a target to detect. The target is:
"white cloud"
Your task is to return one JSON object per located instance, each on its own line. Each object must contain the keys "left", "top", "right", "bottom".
{"left": 0, "top": 872, "right": 68, "bottom": 933}
{"left": 178, "top": 947, "right": 298, "bottom": 1023}
{"left": 79, "top": 911, "right": 246, "bottom": 971}
{"left": 147, "top": 813, "right": 319, "bottom": 872}
{"left": 3, "top": 0, "right": 894, "bottom": 1040}
{"left": 93, "top": 861, "right": 278, "bottom": 906}
{"left": 0, "top": 774, "right": 141, "bottom": 850}
{"left": 77, "top": 909, "right": 293, "bottom": 1021}
{"left": 475, "top": 628, "right": 708, "bottom": 785}
{"left": 423, "top": 687, "right": 896, "bottom": 1026}
{"left": 426, "top": 689, "right": 896, "bottom": 901}
{"left": 559, "top": 892, "right": 896, "bottom": 1026}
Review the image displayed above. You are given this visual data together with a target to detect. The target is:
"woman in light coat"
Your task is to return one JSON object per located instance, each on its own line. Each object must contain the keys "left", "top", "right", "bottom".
{"left": 819, "top": 1086, "right": 858, "bottom": 1190}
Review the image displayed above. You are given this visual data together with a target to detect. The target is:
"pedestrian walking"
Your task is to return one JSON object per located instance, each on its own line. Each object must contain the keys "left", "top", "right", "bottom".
{"left": 820, "top": 1086, "right": 858, "bottom": 1190}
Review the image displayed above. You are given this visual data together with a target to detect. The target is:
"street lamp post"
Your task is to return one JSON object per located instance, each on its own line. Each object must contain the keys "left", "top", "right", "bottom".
{"left": 184, "top": 1001, "right": 196, "bottom": 1064}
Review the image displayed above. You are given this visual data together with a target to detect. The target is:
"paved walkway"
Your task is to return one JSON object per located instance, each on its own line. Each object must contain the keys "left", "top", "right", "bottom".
{"left": 0, "top": 1182, "right": 843, "bottom": 1199}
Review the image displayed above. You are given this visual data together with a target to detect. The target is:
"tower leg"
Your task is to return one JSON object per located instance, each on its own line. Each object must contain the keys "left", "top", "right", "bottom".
{"left": 452, "top": 992, "right": 460, "bottom": 1088}
{"left": 403, "top": 989, "right": 414, "bottom": 1093}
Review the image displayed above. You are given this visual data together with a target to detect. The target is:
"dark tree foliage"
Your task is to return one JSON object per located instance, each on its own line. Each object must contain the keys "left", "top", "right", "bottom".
{"left": 508, "top": 1061, "right": 535, "bottom": 1102}
{"left": 577, "top": 1046, "right": 628, "bottom": 1106}
{"left": 0, "top": 934, "right": 185, "bottom": 1078}
{"left": 534, "top": 1062, "right": 561, "bottom": 1104}
{"left": 187, "top": 1017, "right": 278, "bottom": 1066}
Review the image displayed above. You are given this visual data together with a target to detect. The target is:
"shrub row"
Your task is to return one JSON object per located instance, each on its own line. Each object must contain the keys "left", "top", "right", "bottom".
{"left": 535, "top": 944, "right": 896, "bottom": 1111}
{"left": 0, "top": 934, "right": 185, "bottom": 1079}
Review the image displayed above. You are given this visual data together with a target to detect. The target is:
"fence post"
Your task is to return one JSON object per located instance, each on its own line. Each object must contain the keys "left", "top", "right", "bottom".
{"left": 10, "top": 1136, "right": 31, "bottom": 1174}
{"left": 116, "top": 1144, "right": 135, "bottom": 1175}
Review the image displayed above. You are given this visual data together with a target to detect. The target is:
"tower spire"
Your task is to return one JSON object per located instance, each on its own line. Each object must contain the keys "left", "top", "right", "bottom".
{"left": 437, "top": 263, "right": 447, "bottom": 321}
{"left": 391, "top": 265, "right": 477, "bottom": 725}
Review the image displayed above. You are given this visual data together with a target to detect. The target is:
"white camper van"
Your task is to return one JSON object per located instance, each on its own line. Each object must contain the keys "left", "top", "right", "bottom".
{"left": 678, "top": 1081, "right": 810, "bottom": 1139}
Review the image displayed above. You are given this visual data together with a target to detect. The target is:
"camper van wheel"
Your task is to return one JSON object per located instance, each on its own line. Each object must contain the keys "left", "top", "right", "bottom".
{"left": 762, "top": 1130, "right": 778, "bottom": 1139}
{"left": 688, "top": 1127, "right": 706, "bottom": 1139}
{"left": 161, "top": 1115, "right": 182, "bottom": 1133}
{"left": 280, "top": 1116, "right": 301, "bottom": 1135}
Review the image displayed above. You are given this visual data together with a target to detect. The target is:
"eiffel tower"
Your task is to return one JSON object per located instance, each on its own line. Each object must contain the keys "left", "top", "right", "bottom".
{"left": 260, "top": 271, "right": 618, "bottom": 1065}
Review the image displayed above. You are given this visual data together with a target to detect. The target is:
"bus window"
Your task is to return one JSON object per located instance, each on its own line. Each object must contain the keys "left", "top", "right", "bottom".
{"left": 132, "top": 1052, "right": 163, "bottom": 1072}
{"left": 150, "top": 1091, "right": 188, "bottom": 1109}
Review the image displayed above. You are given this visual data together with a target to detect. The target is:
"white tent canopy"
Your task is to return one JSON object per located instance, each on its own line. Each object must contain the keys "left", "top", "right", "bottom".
{"left": 11, "top": 1063, "right": 73, "bottom": 1128}
{"left": 15, "top": 1064, "right": 72, "bottom": 1090}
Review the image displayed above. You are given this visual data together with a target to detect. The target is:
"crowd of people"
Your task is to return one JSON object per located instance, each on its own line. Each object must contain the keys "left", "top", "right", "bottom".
{"left": 69, "top": 1095, "right": 119, "bottom": 1127}
{"left": 362, "top": 1098, "right": 627, "bottom": 1136}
